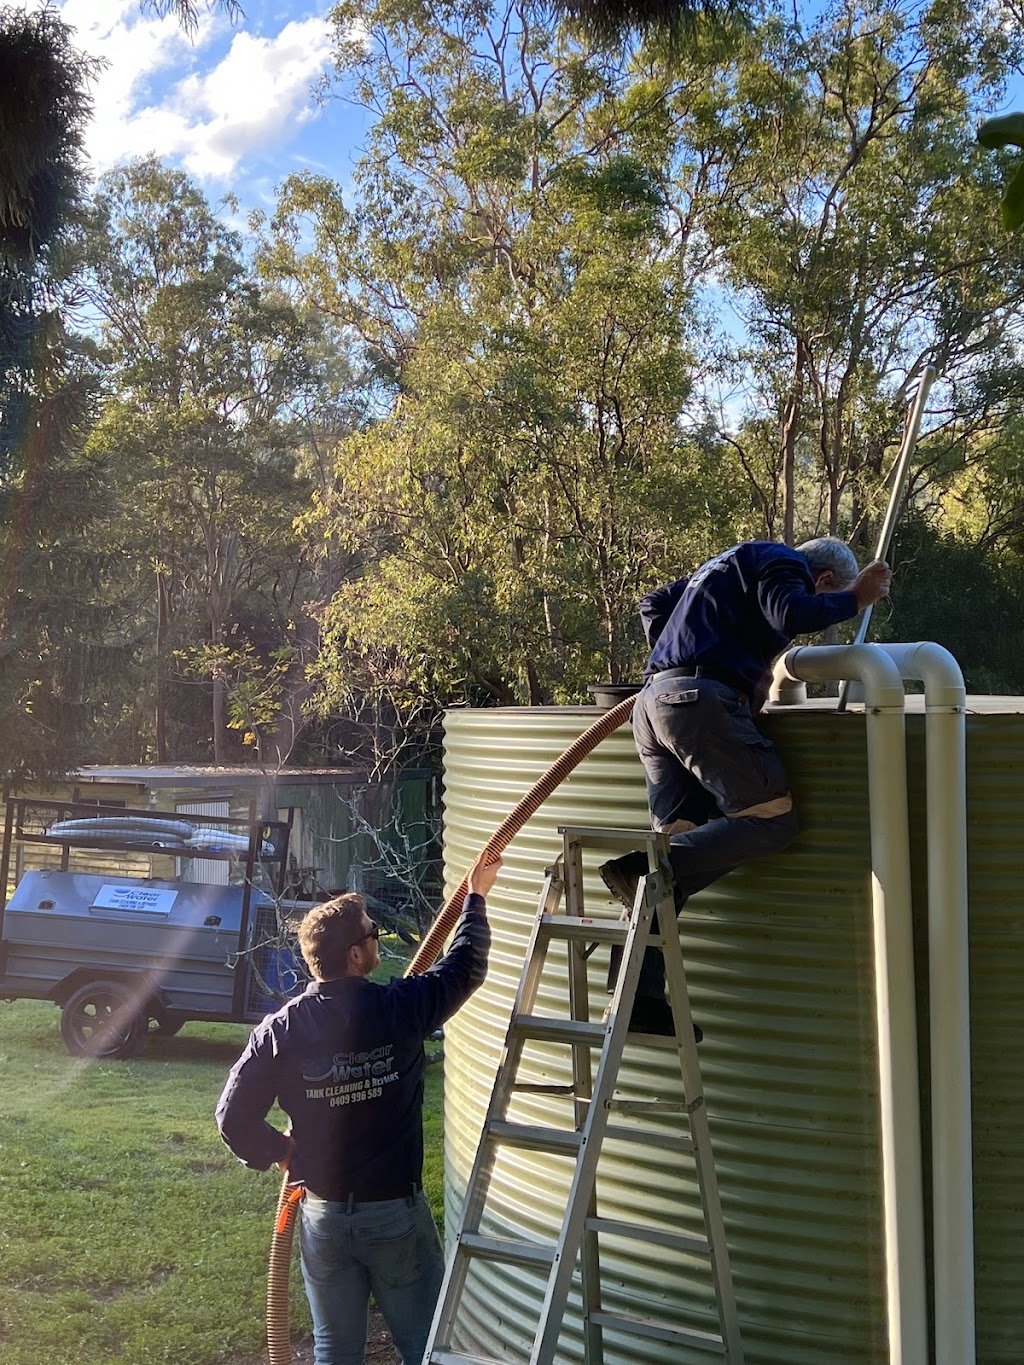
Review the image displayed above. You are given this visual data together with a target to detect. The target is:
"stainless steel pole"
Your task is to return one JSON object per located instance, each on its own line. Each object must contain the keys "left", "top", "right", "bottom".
{"left": 837, "top": 364, "right": 937, "bottom": 711}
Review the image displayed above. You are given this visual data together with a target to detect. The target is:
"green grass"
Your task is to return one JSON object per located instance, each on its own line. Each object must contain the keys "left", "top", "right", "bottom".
{"left": 0, "top": 938, "right": 445, "bottom": 1365}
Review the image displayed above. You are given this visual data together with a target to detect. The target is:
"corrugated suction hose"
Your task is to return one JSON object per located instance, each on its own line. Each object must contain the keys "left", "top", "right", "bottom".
{"left": 266, "top": 693, "right": 638, "bottom": 1364}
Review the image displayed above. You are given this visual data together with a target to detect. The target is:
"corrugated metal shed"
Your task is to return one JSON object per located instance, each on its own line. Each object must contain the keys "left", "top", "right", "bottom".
{"left": 440, "top": 698, "right": 1024, "bottom": 1364}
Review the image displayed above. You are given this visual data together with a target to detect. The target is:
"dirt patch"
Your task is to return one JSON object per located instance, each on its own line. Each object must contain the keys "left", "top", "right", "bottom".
{"left": 234, "top": 1307, "right": 399, "bottom": 1364}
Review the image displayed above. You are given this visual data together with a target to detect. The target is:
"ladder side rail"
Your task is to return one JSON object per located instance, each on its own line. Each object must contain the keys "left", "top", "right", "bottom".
{"left": 660, "top": 880, "right": 745, "bottom": 1365}
{"left": 425, "top": 865, "right": 565, "bottom": 1362}
{"left": 563, "top": 832, "right": 604, "bottom": 1365}
{"left": 529, "top": 872, "right": 661, "bottom": 1365}
{"left": 563, "top": 834, "right": 595, "bottom": 1113}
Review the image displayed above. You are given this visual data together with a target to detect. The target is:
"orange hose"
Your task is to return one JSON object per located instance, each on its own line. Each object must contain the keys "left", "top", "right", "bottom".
{"left": 266, "top": 691, "right": 637, "bottom": 1362}
{"left": 267, "top": 1182, "right": 305, "bottom": 1365}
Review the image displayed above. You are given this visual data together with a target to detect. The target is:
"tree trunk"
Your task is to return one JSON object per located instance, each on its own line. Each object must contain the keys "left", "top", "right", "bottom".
{"left": 155, "top": 572, "right": 169, "bottom": 763}
{"left": 780, "top": 340, "right": 804, "bottom": 545}
{"left": 212, "top": 674, "right": 226, "bottom": 763}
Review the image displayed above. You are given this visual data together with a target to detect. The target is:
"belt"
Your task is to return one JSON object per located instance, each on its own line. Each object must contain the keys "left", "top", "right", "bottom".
{"left": 305, "top": 1182, "right": 422, "bottom": 1205}
{"left": 651, "top": 665, "right": 704, "bottom": 681}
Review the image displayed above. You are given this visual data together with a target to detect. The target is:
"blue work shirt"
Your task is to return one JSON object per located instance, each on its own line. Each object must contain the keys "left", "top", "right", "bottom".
{"left": 215, "top": 895, "right": 490, "bottom": 1201}
{"left": 640, "top": 541, "right": 859, "bottom": 699}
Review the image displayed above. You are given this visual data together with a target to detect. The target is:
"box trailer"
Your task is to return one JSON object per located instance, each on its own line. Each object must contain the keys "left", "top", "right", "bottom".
{"left": 0, "top": 798, "right": 308, "bottom": 1058}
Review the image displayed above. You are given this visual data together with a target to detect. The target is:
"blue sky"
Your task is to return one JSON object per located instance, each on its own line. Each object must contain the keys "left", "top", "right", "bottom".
{"left": 50, "top": 0, "right": 1024, "bottom": 226}
{"left": 53, "top": 0, "right": 366, "bottom": 214}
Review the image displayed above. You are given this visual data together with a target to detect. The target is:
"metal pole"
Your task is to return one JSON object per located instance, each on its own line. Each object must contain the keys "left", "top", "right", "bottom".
{"left": 838, "top": 365, "right": 936, "bottom": 711}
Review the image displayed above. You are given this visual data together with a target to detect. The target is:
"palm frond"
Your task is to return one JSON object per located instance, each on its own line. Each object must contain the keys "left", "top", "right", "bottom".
{"left": 554, "top": 0, "right": 743, "bottom": 48}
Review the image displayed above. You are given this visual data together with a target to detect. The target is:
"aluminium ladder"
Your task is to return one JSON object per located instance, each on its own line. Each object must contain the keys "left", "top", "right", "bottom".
{"left": 424, "top": 826, "right": 743, "bottom": 1365}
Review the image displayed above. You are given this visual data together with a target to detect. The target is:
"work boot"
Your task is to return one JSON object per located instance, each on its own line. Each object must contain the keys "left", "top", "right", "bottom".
{"left": 599, "top": 851, "right": 650, "bottom": 911}
{"left": 604, "top": 995, "right": 703, "bottom": 1043}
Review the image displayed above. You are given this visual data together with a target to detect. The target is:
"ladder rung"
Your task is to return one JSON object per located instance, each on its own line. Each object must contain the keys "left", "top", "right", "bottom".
{"left": 430, "top": 1351, "right": 510, "bottom": 1365}
{"left": 540, "top": 915, "right": 628, "bottom": 945}
{"left": 514, "top": 1015, "right": 607, "bottom": 1046}
{"left": 604, "top": 1123, "right": 694, "bottom": 1154}
{"left": 558, "top": 824, "right": 663, "bottom": 848}
{"left": 457, "top": 1231, "right": 555, "bottom": 1268}
{"left": 488, "top": 1120, "right": 583, "bottom": 1153}
{"left": 585, "top": 1216, "right": 710, "bottom": 1256}
{"left": 623, "top": 1031, "right": 683, "bottom": 1050}
{"left": 608, "top": 1099, "right": 690, "bottom": 1117}
{"left": 590, "top": 1309, "right": 725, "bottom": 1352}
{"left": 511, "top": 1082, "right": 576, "bottom": 1095}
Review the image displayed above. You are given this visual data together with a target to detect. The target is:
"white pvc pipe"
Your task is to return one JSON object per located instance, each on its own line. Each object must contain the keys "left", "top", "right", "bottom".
{"left": 773, "top": 644, "right": 928, "bottom": 1365}
{"left": 876, "top": 642, "right": 973, "bottom": 1365}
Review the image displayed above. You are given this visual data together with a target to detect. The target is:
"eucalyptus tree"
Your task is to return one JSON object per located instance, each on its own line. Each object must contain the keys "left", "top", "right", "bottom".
{"left": 700, "top": 0, "right": 1024, "bottom": 547}
{"left": 264, "top": 0, "right": 746, "bottom": 716}
{"left": 83, "top": 159, "right": 326, "bottom": 763}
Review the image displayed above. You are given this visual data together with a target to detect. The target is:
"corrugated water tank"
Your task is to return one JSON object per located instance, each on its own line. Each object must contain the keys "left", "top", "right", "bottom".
{"left": 440, "top": 698, "right": 1024, "bottom": 1364}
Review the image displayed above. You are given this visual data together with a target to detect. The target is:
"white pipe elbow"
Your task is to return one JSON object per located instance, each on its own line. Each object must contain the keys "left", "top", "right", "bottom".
{"left": 875, "top": 642, "right": 967, "bottom": 710}
{"left": 777, "top": 643, "right": 907, "bottom": 711}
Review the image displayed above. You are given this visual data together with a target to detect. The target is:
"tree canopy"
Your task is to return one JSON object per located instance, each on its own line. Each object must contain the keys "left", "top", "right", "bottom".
{"left": 4, "top": 0, "right": 1024, "bottom": 777}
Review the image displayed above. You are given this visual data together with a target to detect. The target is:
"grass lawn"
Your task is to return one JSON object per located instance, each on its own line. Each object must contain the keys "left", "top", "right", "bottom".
{"left": 0, "top": 938, "right": 445, "bottom": 1365}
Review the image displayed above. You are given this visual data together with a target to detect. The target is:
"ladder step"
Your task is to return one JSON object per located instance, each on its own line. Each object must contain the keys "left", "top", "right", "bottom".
{"left": 488, "top": 1120, "right": 583, "bottom": 1154}
{"left": 608, "top": 1099, "right": 690, "bottom": 1117}
{"left": 430, "top": 1351, "right": 510, "bottom": 1365}
{"left": 590, "top": 1309, "right": 725, "bottom": 1352}
{"left": 514, "top": 1015, "right": 607, "bottom": 1046}
{"left": 604, "top": 1123, "right": 694, "bottom": 1154}
{"left": 558, "top": 824, "right": 662, "bottom": 848}
{"left": 623, "top": 1031, "right": 685, "bottom": 1050}
{"left": 540, "top": 915, "right": 628, "bottom": 945}
{"left": 457, "top": 1231, "right": 555, "bottom": 1268}
{"left": 511, "top": 1082, "right": 576, "bottom": 1095}
{"left": 585, "top": 1216, "right": 710, "bottom": 1256}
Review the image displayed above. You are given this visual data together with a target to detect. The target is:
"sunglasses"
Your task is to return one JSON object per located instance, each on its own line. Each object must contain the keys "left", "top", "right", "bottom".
{"left": 346, "top": 920, "right": 380, "bottom": 953}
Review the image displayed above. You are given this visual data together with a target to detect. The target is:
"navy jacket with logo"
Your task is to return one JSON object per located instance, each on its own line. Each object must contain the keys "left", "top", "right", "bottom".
{"left": 640, "top": 541, "right": 859, "bottom": 699}
{"left": 215, "top": 895, "right": 490, "bottom": 1200}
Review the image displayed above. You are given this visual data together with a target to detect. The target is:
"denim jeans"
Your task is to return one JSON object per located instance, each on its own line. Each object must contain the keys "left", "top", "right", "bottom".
{"left": 625, "top": 674, "right": 801, "bottom": 998}
{"left": 299, "top": 1190, "right": 444, "bottom": 1365}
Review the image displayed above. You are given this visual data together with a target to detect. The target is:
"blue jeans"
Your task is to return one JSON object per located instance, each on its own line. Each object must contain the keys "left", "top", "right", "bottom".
{"left": 299, "top": 1191, "right": 444, "bottom": 1365}
{"left": 626, "top": 674, "right": 801, "bottom": 997}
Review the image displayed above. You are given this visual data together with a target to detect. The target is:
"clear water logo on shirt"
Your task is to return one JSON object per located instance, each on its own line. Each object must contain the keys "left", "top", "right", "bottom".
{"left": 303, "top": 1044, "right": 396, "bottom": 1086}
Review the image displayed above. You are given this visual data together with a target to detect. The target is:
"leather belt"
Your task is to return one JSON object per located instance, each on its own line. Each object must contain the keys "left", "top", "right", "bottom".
{"left": 305, "top": 1182, "right": 422, "bottom": 1205}
{"left": 650, "top": 665, "right": 704, "bottom": 681}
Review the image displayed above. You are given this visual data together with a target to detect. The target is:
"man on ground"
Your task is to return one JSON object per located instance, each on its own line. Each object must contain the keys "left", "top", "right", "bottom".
{"left": 216, "top": 850, "right": 499, "bottom": 1365}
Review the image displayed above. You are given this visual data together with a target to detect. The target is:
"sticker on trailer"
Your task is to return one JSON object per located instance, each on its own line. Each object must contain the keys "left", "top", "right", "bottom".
{"left": 91, "top": 885, "right": 178, "bottom": 914}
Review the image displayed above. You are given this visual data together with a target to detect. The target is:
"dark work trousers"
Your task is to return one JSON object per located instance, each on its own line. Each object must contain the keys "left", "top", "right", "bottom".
{"left": 617, "top": 673, "right": 800, "bottom": 1001}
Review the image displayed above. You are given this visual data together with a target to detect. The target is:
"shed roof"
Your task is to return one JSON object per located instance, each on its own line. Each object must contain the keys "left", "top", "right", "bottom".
{"left": 73, "top": 764, "right": 429, "bottom": 789}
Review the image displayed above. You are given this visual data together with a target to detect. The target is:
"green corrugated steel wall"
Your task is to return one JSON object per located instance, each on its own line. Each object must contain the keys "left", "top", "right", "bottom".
{"left": 441, "top": 703, "right": 1024, "bottom": 1364}
{"left": 947, "top": 711, "right": 1024, "bottom": 1363}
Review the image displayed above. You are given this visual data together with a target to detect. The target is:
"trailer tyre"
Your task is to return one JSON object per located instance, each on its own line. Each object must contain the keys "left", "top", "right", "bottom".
{"left": 60, "top": 980, "right": 144, "bottom": 1060}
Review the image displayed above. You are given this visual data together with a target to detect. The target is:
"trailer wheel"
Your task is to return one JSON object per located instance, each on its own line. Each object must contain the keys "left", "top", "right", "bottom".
{"left": 60, "top": 981, "right": 144, "bottom": 1060}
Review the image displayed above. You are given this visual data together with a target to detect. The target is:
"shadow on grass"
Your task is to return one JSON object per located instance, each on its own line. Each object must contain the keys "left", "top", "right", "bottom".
{"left": 144, "top": 1032, "right": 251, "bottom": 1065}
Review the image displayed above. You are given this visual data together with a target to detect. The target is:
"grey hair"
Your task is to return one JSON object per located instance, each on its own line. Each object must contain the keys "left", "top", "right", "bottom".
{"left": 796, "top": 537, "right": 859, "bottom": 589}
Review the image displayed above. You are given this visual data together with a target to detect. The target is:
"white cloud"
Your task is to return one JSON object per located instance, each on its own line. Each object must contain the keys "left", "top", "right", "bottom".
{"left": 170, "top": 19, "right": 333, "bottom": 179}
{"left": 55, "top": 0, "right": 333, "bottom": 183}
